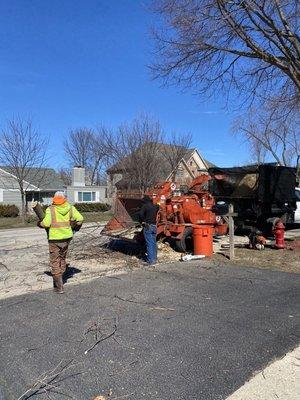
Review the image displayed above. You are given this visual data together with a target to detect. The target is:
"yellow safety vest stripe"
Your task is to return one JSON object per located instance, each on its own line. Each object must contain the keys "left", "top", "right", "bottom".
{"left": 50, "top": 206, "right": 73, "bottom": 228}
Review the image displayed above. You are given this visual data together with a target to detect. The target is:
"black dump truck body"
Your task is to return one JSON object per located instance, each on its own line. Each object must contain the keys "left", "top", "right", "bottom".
{"left": 209, "top": 164, "right": 297, "bottom": 229}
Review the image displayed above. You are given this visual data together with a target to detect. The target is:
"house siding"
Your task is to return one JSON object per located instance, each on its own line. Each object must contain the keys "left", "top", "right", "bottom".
{"left": 0, "top": 167, "right": 70, "bottom": 213}
{"left": 2, "top": 190, "right": 23, "bottom": 209}
{"left": 188, "top": 151, "right": 208, "bottom": 171}
{"left": 107, "top": 173, "right": 122, "bottom": 197}
{"left": 188, "top": 157, "right": 200, "bottom": 175}
{"left": 67, "top": 186, "right": 108, "bottom": 204}
{"left": 175, "top": 161, "right": 195, "bottom": 186}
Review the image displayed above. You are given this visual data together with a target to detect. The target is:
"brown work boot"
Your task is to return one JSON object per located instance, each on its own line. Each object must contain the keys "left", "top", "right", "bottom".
{"left": 53, "top": 276, "right": 64, "bottom": 294}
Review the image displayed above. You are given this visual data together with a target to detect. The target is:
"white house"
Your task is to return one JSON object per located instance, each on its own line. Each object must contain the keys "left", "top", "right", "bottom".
{"left": 66, "top": 167, "right": 108, "bottom": 204}
{"left": 0, "top": 167, "right": 65, "bottom": 209}
{"left": 0, "top": 166, "right": 109, "bottom": 210}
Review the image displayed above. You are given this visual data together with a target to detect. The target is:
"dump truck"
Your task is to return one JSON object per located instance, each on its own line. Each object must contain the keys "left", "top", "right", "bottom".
{"left": 208, "top": 164, "right": 297, "bottom": 231}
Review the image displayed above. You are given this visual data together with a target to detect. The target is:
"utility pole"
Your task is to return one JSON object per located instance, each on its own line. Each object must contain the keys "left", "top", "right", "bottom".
{"left": 223, "top": 204, "right": 237, "bottom": 260}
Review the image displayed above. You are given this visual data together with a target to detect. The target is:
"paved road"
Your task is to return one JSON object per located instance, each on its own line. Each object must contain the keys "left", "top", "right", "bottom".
{"left": 0, "top": 223, "right": 299, "bottom": 251}
{"left": 0, "top": 223, "right": 105, "bottom": 250}
{"left": 0, "top": 262, "right": 299, "bottom": 400}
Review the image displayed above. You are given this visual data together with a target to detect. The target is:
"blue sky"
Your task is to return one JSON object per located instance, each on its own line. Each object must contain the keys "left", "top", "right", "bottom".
{"left": 0, "top": 0, "right": 250, "bottom": 169}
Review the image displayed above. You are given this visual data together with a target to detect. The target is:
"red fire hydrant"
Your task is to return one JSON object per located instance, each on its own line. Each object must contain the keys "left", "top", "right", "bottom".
{"left": 272, "top": 220, "right": 285, "bottom": 249}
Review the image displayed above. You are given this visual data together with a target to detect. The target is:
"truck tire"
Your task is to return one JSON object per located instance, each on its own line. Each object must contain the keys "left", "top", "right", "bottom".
{"left": 174, "top": 227, "right": 193, "bottom": 253}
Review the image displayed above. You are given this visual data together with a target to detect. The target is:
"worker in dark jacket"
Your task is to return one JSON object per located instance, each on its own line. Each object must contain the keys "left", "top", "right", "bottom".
{"left": 139, "top": 195, "right": 159, "bottom": 265}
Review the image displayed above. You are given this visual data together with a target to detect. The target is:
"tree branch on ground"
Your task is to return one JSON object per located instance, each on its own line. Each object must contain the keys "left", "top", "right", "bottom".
{"left": 17, "top": 359, "right": 81, "bottom": 400}
{"left": 84, "top": 319, "right": 118, "bottom": 355}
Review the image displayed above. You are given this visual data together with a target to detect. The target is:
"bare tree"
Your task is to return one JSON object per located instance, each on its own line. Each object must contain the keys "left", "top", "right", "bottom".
{"left": 103, "top": 114, "right": 164, "bottom": 192}
{"left": 161, "top": 131, "right": 192, "bottom": 181}
{"left": 64, "top": 128, "right": 106, "bottom": 185}
{"left": 151, "top": 1, "right": 300, "bottom": 168}
{"left": 106, "top": 114, "right": 164, "bottom": 192}
{"left": 64, "top": 128, "right": 93, "bottom": 169}
{"left": 233, "top": 105, "right": 300, "bottom": 168}
{"left": 58, "top": 167, "right": 72, "bottom": 186}
{"left": 90, "top": 127, "right": 108, "bottom": 185}
{"left": 104, "top": 114, "right": 196, "bottom": 193}
{"left": 250, "top": 139, "right": 267, "bottom": 166}
{"left": 0, "top": 118, "right": 48, "bottom": 220}
{"left": 151, "top": 0, "right": 300, "bottom": 110}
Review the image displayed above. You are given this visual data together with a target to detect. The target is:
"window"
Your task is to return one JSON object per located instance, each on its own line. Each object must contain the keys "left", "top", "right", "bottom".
{"left": 77, "top": 191, "right": 96, "bottom": 202}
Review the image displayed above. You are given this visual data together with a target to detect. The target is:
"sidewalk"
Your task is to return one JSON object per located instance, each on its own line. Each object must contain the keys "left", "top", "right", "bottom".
{"left": 227, "top": 346, "right": 300, "bottom": 400}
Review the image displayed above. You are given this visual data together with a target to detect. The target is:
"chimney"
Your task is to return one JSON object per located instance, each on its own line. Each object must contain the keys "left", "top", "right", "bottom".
{"left": 72, "top": 166, "right": 85, "bottom": 187}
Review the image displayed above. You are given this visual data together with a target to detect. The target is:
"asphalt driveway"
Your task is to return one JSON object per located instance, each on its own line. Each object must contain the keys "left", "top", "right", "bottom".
{"left": 0, "top": 261, "right": 299, "bottom": 400}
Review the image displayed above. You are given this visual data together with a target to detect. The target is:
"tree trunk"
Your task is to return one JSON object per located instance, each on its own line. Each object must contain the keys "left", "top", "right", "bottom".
{"left": 20, "top": 191, "right": 27, "bottom": 223}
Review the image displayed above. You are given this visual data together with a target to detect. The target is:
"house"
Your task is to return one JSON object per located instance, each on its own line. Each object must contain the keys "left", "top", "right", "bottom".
{"left": 0, "top": 167, "right": 65, "bottom": 209}
{"left": 0, "top": 166, "right": 109, "bottom": 210}
{"left": 167, "top": 147, "right": 215, "bottom": 184}
{"left": 66, "top": 166, "right": 108, "bottom": 204}
{"left": 107, "top": 144, "right": 215, "bottom": 196}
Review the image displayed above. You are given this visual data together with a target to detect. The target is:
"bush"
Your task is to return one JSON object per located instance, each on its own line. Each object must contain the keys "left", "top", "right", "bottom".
{"left": 73, "top": 202, "right": 111, "bottom": 213}
{"left": 0, "top": 204, "right": 19, "bottom": 218}
{"left": 25, "top": 214, "right": 38, "bottom": 223}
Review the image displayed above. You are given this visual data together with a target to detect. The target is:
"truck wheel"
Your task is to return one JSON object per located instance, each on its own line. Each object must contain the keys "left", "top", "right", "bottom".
{"left": 174, "top": 227, "right": 193, "bottom": 253}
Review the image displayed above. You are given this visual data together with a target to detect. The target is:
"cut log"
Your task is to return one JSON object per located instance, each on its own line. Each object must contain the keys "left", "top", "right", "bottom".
{"left": 31, "top": 201, "right": 45, "bottom": 221}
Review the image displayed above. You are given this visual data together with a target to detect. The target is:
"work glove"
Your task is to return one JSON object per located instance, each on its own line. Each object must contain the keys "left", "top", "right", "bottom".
{"left": 71, "top": 222, "right": 82, "bottom": 232}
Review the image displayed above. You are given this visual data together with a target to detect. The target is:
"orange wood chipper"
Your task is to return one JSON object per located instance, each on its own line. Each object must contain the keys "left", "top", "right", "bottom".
{"left": 103, "top": 174, "right": 228, "bottom": 255}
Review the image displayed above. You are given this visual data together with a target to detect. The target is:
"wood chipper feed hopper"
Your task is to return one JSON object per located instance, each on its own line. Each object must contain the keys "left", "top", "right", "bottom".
{"left": 102, "top": 193, "right": 144, "bottom": 236}
{"left": 103, "top": 174, "right": 228, "bottom": 252}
